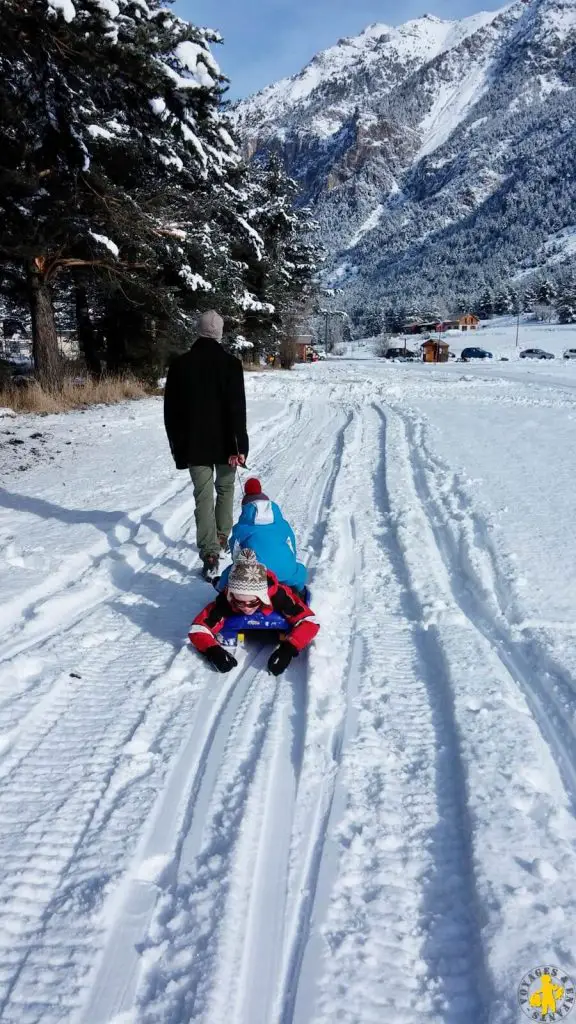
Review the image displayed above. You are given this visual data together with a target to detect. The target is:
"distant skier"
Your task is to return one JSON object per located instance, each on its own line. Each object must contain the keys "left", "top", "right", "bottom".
{"left": 189, "top": 549, "right": 319, "bottom": 675}
{"left": 216, "top": 478, "right": 307, "bottom": 596}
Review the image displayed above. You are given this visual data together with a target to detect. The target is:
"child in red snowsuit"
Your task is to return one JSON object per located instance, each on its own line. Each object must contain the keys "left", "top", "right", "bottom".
{"left": 189, "top": 548, "right": 319, "bottom": 675}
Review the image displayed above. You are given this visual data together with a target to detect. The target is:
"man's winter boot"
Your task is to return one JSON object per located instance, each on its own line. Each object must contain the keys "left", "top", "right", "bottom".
{"left": 201, "top": 553, "right": 220, "bottom": 582}
{"left": 217, "top": 532, "right": 230, "bottom": 553}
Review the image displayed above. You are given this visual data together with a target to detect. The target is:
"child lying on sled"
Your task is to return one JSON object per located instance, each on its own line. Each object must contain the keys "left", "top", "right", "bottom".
{"left": 216, "top": 478, "right": 307, "bottom": 596}
{"left": 190, "top": 549, "right": 319, "bottom": 675}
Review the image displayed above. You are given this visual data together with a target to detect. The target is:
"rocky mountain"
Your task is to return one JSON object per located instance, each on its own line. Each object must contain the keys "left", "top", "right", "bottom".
{"left": 234, "top": 0, "right": 576, "bottom": 324}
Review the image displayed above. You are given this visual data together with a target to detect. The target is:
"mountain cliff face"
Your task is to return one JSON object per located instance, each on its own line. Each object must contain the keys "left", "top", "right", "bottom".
{"left": 235, "top": 0, "right": 576, "bottom": 320}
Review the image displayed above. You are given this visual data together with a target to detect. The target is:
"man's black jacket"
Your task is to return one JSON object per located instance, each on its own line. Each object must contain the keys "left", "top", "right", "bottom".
{"left": 163, "top": 338, "right": 249, "bottom": 469}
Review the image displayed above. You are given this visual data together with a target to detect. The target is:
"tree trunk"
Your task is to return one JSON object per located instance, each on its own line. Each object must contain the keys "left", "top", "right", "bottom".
{"left": 103, "top": 299, "right": 128, "bottom": 374}
{"left": 75, "top": 283, "right": 101, "bottom": 377}
{"left": 27, "top": 260, "right": 62, "bottom": 387}
{"left": 279, "top": 338, "right": 297, "bottom": 369}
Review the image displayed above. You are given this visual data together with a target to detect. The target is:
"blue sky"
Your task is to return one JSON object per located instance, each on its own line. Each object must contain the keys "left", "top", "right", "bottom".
{"left": 173, "top": 0, "right": 504, "bottom": 99}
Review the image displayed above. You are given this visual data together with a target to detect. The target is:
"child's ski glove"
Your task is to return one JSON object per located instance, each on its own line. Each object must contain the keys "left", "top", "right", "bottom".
{"left": 268, "top": 641, "right": 296, "bottom": 677}
{"left": 205, "top": 646, "right": 237, "bottom": 673}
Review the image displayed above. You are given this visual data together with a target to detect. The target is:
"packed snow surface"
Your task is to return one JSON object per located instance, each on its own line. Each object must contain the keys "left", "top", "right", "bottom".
{"left": 2, "top": 344, "right": 576, "bottom": 1021}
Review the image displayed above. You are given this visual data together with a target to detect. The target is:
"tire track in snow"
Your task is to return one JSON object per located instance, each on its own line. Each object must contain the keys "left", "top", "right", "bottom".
{"left": 382, "top": 405, "right": 576, "bottom": 1020}
{"left": 0, "top": 652, "right": 174, "bottom": 1020}
{"left": 0, "top": 514, "right": 194, "bottom": 782}
{"left": 374, "top": 405, "right": 489, "bottom": 1023}
{"left": 284, "top": 407, "right": 488, "bottom": 1024}
{"left": 401, "top": 411, "right": 576, "bottom": 802}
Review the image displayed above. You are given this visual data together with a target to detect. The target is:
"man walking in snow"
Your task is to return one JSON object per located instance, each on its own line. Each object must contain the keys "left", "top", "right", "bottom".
{"left": 163, "top": 310, "right": 248, "bottom": 580}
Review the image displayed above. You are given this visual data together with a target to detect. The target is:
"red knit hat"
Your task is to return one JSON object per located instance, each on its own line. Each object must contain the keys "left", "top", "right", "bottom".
{"left": 242, "top": 477, "right": 269, "bottom": 506}
{"left": 244, "top": 478, "right": 262, "bottom": 497}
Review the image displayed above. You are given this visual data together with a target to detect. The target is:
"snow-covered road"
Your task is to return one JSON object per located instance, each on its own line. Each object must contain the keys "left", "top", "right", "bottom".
{"left": 1, "top": 359, "right": 576, "bottom": 1023}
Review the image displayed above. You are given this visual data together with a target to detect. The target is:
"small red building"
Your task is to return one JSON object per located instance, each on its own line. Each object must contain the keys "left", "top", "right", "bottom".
{"left": 293, "top": 335, "right": 314, "bottom": 362}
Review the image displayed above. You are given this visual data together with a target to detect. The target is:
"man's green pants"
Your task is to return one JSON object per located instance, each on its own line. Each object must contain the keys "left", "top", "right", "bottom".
{"left": 189, "top": 464, "right": 236, "bottom": 561}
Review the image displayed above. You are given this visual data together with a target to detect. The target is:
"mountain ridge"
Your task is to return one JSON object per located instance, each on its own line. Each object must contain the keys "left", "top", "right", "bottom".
{"left": 234, "top": 0, "right": 576, "bottom": 325}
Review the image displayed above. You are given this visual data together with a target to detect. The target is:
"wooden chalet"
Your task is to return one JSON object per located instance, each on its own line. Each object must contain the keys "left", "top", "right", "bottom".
{"left": 408, "top": 314, "right": 480, "bottom": 335}
{"left": 422, "top": 338, "right": 450, "bottom": 363}
{"left": 436, "top": 314, "right": 480, "bottom": 332}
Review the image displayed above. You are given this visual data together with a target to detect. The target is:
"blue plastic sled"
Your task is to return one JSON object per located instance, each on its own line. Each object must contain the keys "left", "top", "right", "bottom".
{"left": 218, "top": 589, "right": 311, "bottom": 649}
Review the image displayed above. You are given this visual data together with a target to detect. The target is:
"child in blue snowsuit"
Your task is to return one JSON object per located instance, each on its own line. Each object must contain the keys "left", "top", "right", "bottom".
{"left": 217, "top": 477, "right": 307, "bottom": 594}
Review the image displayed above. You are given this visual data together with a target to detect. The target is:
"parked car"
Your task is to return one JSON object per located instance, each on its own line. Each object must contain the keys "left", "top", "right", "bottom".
{"left": 519, "top": 348, "right": 554, "bottom": 360}
{"left": 563, "top": 349, "right": 576, "bottom": 360}
{"left": 461, "top": 347, "right": 493, "bottom": 360}
{"left": 0, "top": 358, "right": 35, "bottom": 387}
{"left": 384, "top": 347, "right": 418, "bottom": 361}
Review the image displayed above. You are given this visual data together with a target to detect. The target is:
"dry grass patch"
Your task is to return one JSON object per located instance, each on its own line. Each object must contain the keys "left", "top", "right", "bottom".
{"left": 0, "top": 375, "right": 148, "bottom": 414}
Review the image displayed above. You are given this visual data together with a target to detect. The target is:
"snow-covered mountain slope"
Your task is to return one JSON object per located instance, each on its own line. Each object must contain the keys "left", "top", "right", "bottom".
{"left": 239, "top": 7, "right": 509, "bottom": 143}
{"left": 235, "top": 0, "right": 576, "bottom": 317}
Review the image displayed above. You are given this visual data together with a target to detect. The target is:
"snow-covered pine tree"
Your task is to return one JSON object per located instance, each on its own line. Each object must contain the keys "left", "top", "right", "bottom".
{"left": 557, "top": 287, "right": 576, "bottom": 324}
{"left": 537, "top": 279, "right": 558, "bottom": 306}
{"left": 382, "top": 307, "right": 397, "bottom": 335}
{"left": 510, "top": 288, "right": 521, "bottom": 315}
{"left": 476, "top": 289, "right": 495, "bottom": 320}
{"left": 493, "top": 287, "right": 515, "bottom": 316}
{"left": 522, "top": 284, "right": 537, "bottom": 312}
{"left": 391, "top": 306, "right": 408, "bottom": 334}
{"left": 233, "top": 156, "right": 322, "bottom": 360}
{"left": 0, "top": 0, "right": 251, "bottom": 382}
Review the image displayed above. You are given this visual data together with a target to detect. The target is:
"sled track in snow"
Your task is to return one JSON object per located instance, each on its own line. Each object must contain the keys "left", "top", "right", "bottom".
{"left": 396, "top": 407, "right": 576, "bottom": 808}
{"left": 273, "top": 412, "right": 373, "bottom": 1024}
{"left": 133, "top": 407, "right": 356, "bottom": 1024}
{"left": 79, "top": 648, "right": 265, "bottom": 1024}
{"left": 0, "top": 400, "right": 336, "bottom": 1023}
{"left": 278, "top": 630, "right": 363, "bottom": 1024}
{"left": 0, "top": 403, "right": 309, "bottom": 779}
{"left": 74, "top": 402, "right": 353, "bottom": 1024}
{"left": 0, "top": 403, "right": 294, "bottom": 678}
